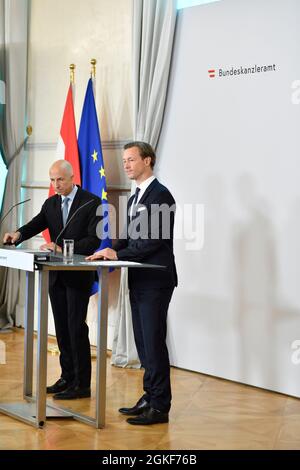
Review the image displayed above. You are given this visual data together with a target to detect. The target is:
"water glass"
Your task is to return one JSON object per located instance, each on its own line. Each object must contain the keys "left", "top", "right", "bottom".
{"left": 63, "top": 239, "right": 74, "bottom": 263}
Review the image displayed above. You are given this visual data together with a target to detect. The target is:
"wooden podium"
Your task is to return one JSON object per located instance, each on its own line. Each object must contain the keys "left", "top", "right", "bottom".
{"left": 0, "top": 248, "right": 162, "bottom": 428}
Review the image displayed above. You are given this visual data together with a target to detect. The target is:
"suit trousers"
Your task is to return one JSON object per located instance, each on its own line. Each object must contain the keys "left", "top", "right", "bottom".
{"left": 129, "top": 287, "right": 174, "bottom": 413}
{"left": 49, "top": 275, "right": 91, "bottom": 388}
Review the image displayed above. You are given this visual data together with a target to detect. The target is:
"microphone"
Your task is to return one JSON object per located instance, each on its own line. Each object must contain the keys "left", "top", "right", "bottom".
{"left": 53, "top": 199, "right": 95, "bottom": 256}
{"left": 1, "top": 199, "right": 31, "bottom": 245}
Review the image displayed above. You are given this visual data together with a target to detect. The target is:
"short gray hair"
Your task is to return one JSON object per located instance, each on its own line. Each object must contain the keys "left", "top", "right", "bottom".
{"left": 50, "top": 159, "right": 74, "bottom": 176}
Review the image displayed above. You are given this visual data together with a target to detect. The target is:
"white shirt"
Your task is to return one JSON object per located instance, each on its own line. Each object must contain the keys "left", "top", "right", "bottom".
{"left": 134, "top": 176, "right": 156, "bottom": 204}
{"left": 130, "top": 176, "right": 156, "bottom": 217}
{"left": 61, "top": 185, "right": 78, "bottom": 217}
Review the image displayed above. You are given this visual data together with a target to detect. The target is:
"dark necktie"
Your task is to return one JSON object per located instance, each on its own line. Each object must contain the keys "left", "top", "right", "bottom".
{"left": 131, "top": 187, "right": 140, "bottom": 219}
{"left": 133, "top": 187, "right": 141, "bottom": 205}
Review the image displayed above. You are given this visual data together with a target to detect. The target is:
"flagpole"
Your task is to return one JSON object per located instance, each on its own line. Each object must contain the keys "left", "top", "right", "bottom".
{"left": 90, "top": 58, "right": 96, "bottom": 97}
{"left": 70, "top": 63, "right": 75, "bottom": 84}
{"left": 70, "top": 63, "right": 76, "bottom": 104}
{"left": 90, "top": 58, "right": 96, "bottom": 79}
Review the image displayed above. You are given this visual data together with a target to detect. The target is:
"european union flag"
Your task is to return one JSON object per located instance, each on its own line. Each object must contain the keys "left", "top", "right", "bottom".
{"left": 78, "top": 78, "right": 111, "bottom": 293}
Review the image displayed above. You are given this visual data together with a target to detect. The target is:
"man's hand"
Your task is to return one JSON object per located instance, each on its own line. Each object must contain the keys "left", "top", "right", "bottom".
{"left": 86, "top": 248, "right": 118, "bottom": 261}
{"left": 3, "top": 231, "right": 21, "bottom": 245}
{"left": 40, "top": 242, "right": 62, "bottom": 253}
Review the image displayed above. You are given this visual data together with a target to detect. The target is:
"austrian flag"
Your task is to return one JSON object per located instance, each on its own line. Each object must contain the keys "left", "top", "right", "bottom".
{"left": 56, "top": 84, "right": 81, "bottom": 187}
{"left": 43, "top": 84, "right": 81, "bottom": 241}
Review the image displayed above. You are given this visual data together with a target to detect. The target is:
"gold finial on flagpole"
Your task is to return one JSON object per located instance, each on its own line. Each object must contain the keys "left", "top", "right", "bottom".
{"left": 69, "top": 64, "right": 75, "bottom": 84}
{"left": 91, "top": 59, "right": 97, "bottom": 79}
{"left": 26, "top": 125, "right": 32, "bottom": 136}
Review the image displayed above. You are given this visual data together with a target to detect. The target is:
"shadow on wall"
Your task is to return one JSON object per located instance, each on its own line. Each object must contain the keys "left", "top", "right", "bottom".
{"left": 233, "top": 173, "right": 278, "bottom": 386}
{"left": 167, "top": 172, "right": 234, "bottom": 373}
{"left": 167, "top": 171, "right": 300, "bottom": 393}
{"left": 281, "top": 197, "right": 300, "bottom": 312}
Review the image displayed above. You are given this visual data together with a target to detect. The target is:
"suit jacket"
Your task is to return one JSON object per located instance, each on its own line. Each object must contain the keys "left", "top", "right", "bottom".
{"left": 114, "top": 178, "right": 178, "bottom": 289}
{"left": 17, "top": 186, "right": 102, "bottom": 289}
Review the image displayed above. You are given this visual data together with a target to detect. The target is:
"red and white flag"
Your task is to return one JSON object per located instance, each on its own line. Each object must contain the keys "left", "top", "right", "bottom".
{"left": 43, "top": 84, "right": 81, "bottom": 241}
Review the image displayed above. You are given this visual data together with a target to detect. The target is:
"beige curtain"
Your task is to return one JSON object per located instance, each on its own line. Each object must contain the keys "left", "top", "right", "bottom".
{"left": 111, "top": 0, "right": 177, "bottom": 367}
{"left": 0, "top": 0, "right": 29, "bottom": 331}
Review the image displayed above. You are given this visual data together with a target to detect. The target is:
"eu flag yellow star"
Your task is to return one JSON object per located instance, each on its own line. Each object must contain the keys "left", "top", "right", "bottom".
{"left": 91, "top": 150, "right": 98, "bottom": 162}
{"left": 102, "top": 188, "right": 108, "bottom": 200}
{"left": 99, "top": 167, "right": 105, "bottom": 178}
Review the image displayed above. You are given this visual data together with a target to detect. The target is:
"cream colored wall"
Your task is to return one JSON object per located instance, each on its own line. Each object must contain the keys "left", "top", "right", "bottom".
{"left": 17, "top": 0, "right": 133, "bottom": 347}
{"left": 28, "top": 0, "right": 132, "bottom": 141}
{"left": 26, "top": 0, "right": 133, "bottom": 183}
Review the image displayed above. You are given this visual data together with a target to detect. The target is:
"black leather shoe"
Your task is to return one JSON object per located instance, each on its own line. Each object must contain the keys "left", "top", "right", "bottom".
{"left": 127, "top": 407, "right": 169, "bottom": 425}
{"left": 46, "top": 378, "right": 69, "bottom": 394}
{"left": 119, "top": 397, "right": 150, "bottom": 416}
{"left": 53, "top": 386, "right": 91, "bottom": 400}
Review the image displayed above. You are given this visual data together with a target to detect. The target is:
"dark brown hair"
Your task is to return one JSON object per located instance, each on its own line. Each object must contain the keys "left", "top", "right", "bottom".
{"left": 124, "top": 141, "right": 156, "bottom": 169}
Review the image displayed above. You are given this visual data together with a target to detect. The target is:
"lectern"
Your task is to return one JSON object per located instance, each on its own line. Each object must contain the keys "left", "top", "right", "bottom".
{"left": 0, "top": 248, "right": 162, "bottom": 428}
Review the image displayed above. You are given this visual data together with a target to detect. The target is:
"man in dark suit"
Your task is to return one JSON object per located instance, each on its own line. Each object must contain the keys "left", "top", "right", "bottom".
{"left": 3, "top": 160, "right": 101, "bottom": 399}
{"left": 87, "top": 142, "right": 177, "bottom": 425}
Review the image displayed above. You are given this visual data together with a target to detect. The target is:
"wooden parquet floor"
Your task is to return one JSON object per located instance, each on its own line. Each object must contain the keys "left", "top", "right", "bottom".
{"left": 0, "top": 329, "right": 299, "bottom": 450}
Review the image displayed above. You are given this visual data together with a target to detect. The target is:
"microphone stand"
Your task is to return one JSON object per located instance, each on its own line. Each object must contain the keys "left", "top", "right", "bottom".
{"left": 52, "top": 199, "right": 95, "bottom": 258}
{"left": 1, "top": 199, "right": 31, "bottom": 245}
{"left": 0, "top": 199, "right": 31, "bottom": 226}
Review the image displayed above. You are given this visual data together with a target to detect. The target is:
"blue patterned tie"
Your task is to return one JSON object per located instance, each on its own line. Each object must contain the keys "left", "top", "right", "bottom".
{"left": 62, "top": 197, "right": 69, "bottom": 226}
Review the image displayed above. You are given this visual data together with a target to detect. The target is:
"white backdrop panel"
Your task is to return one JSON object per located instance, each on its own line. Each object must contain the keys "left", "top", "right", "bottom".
{"left": 158, "top": 0, "right": 300, "bottom": 396}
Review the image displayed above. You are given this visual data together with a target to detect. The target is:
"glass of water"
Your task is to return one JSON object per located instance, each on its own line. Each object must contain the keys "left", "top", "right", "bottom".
{"left": 63, "top": 239, "right": 74, "bottom": 264}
